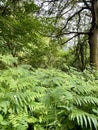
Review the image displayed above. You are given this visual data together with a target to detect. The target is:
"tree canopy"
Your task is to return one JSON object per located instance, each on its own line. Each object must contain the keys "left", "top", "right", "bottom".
{"left": 38, "top": 0, "right": 98, "bottom": 70}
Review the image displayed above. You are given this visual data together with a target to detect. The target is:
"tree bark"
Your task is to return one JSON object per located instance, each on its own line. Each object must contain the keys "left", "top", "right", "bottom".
{"left": 89, "top": 0, "right": 98, "bottom": 69}
{"left": 89, "top": 29, "right": 98, "bottom": 69}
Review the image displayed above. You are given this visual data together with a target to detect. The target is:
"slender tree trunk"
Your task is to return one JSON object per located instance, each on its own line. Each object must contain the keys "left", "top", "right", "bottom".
{"left": 89, "top": 0, "right": 98, "bottom": 69}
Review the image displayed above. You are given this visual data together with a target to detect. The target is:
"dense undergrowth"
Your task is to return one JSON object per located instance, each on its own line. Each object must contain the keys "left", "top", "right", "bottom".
{"left": 0, "top": 64, "right": 98, "bottom": 130}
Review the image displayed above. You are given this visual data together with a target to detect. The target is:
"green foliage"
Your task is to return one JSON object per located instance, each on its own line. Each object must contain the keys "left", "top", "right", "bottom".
{"left": 0, "top": 0, "right": 66, "bottom": 69}
{"left": 40, "top": 68, "right": 98, "bottom": 130}
{"left": 0, "top": 54, "right": 18, "bottom": 68}
{"left": 0, "top": 63, "right": 46, "bottom": 129}
{"left": 0, "top": 55, "right": 98, "bottom": 130}
{"left": 0, "top": 1, "right": 98, "bottom": 129}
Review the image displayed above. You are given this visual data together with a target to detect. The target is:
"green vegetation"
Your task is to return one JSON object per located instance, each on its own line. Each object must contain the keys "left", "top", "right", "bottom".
{"left": 0, "top": 0, "right": 98, "bottom": 130}
{"left": 0, "top": 62, "right": 98, "bottom": 130}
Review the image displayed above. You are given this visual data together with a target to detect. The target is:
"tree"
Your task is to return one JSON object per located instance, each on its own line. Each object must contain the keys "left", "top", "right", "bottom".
{"left": 0, "top": 0, "right": 50, "bottom": 67}
{"left": 0, "top": 0, "right": 42, "bottom": 56}
{"left": 0, "top": 0, "right": 68, "bottom": 69}
{"left": 38, "top": 0, "right": 98, "bottom": 70}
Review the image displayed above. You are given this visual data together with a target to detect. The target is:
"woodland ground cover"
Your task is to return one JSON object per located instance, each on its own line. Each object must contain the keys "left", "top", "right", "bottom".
{"left": 0, "top": 62, "right": 98, "bottom": 130}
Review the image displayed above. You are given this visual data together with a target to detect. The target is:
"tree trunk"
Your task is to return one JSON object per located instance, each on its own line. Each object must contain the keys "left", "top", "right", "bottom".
{"left": 89, "top": 0, "right": 98, "bottom": 69}
{"left": 89, "top": 28, "right": 98, "bottom": 69}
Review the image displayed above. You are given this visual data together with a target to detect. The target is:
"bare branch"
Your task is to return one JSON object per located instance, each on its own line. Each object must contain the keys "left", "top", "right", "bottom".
{"left": 82, "top": 0, "right": 92, "bottom": 11}
{"left": 62, "top": 31, "right": 89, "bottom": 35}
{"left": 60, "top": 7, "right": 88, "bottom": 32}
{"left": 61, "top": 31, "right": 89, "bottom": 45}
{"left": 57, "top": 31, "right": 89, "bottom": 37}
{"left": 61, "top": 34, "right": 78, "bottom": 45}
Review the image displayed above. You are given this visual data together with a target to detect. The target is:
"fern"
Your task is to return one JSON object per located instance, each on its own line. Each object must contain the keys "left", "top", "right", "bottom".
{"left": 0, "top": 65, "right": 47, "bottom": 129}
{"left": 74, "top": 96, "right": 98, "bottom": 106}
{"left": 69, "top": 109, "right": 98, "bottom": 129}
{"left": 42, "top": 68, "right": 98, "bottom": 130}
{"left": 0, "top": 56, "right": 98, "bottom": 130}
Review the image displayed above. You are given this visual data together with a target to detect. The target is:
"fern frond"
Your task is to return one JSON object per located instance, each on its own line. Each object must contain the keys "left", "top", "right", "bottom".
{"left": 69, "top": 109, "right": 98, "bottom": 129}
{"left": 74, "top": 96, "right": 98, "bottom": 106}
